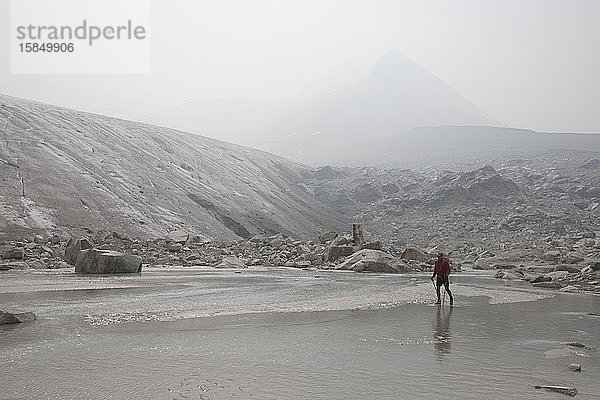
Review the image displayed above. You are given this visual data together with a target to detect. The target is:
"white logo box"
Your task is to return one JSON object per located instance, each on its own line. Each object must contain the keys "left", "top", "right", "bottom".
{"left": 11, "top": 0, "right": 151, "bottom": 74}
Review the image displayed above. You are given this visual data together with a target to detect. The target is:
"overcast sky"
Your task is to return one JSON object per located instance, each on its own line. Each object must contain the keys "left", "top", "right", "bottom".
{"left": 1, "top": 0, "right": 599, "bottom": 133}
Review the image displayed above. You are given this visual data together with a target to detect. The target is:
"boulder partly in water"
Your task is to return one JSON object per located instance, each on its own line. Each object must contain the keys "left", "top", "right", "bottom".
{"left": 0, "top": 306, "right": 36, "bottom": 325}
{"left": 75, "top": 249, "right": 142, "bottom": 274}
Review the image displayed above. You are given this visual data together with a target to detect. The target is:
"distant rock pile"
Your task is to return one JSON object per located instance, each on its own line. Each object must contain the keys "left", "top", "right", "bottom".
{"left": 494, "top": 262, "right": 600, "bottom": 294}
{"left": 0, "top": 234, "right": 68, "bottom": 270}
{"left": 0, "top": 226, "right": 445, "bottom": 275}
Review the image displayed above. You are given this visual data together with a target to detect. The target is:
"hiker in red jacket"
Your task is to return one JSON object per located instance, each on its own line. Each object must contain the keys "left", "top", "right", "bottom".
{"left": 431, "top": 253, "right": 454, "bottom": 305}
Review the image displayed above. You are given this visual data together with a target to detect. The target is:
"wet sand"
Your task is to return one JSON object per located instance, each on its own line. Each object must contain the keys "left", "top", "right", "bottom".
{"left": 1, "top": 268, "right": 599, "bottom": 399}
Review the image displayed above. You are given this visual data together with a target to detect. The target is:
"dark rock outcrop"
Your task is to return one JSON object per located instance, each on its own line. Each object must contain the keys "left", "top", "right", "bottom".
{"left": 3, "top": 247, "right": 25, "bottom": 260}
{"left": 401, "top": 245, "right": 425, "bottom": 261}
{"left": 323, "top": 245, "right": 354, "bottom": 262}
{"left": 65, "top": 237, "right": 93, "bottom": 265}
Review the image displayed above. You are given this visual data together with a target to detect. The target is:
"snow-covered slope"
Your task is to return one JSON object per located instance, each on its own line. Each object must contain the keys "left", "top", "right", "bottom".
{"left": 0, "top": 94, "right": 347, "bottom": 240}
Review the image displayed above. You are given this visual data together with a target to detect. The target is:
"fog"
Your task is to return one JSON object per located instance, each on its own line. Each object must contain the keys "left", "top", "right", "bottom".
{"left": 1, "top": 0, "right": 599, "bottom": 134}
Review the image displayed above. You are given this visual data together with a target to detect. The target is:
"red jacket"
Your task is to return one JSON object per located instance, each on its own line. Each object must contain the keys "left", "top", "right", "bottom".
{"left": 434, "top": 258, "right": 450, "bottom": 275}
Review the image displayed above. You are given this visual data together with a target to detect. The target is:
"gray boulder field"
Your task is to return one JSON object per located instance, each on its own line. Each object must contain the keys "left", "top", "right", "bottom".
{"left": 401, "top": 245, "right": 425, "bottom": 261}
{"left": 75, "top": 249, "right": 142, "bottom": 274}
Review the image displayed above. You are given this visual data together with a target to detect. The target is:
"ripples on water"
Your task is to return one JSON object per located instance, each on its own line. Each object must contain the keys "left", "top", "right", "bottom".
{"left": 1, "top": 268, "right": 599, "bottom": 399}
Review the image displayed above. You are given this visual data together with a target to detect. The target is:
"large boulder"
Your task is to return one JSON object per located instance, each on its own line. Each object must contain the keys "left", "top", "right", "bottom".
{"left": 167, "top": 230, "right": 189, "bottom": 244}
{"left": 564, "top": 252, "right": 584, "bottom": 264}
{"left": 526, "top": 265, "right": 556, "bottom": 274}
{"left": 541, "top": 250, "right": 561, "bottom": 262}
{"left": 545, "top": 270, "right": 569, "bottom": 281}
{"left": 531, "top": 275, "right": 551, "bottom": 283}
{"left": 33, "top": 235, "right": 45, "bottom": 244}
{"left": 318, "top": 231, "right": 338, "bottom": 244}
{"left": 323, "top": 245, "right": 354, "bottom": 262}
{"left": 532, "top": 281, "right": 561, "bottom": 289}
{"left": 495, "top": 270, "right": 524, "bottom": 280}
{"left": 166, "top": 243, "right": 183, "bottom": 252}
{"left": 401, "top": 245, "right": 425, "bottom": 261}
{"left": 214, "top": 256, "right": 247, "bottom": 269}
{"left": 75, "top": 249, "right": 142, "bottom": 274}
{"left": 3, "top": 247, "right": 25, "bottom": 260}
{"left": 0, "top": 306, "right": 36, "bottom": 324}
{"left": 333, "top": 235, "right": 351, "bottom": 246}
{"left": 473, "top": 258, "right": 494, "bottom": 270}
{"left": 64, "top": 237, "right": 93, "bottom": 265}
{"left": 336, "top": 249, "right": 406, "bottom": 273}
{"left": 361, "top": 241, "right": 382, "bottom": 250}
{"left": 554, "top": 265, "right": 581, "bottom": 273}
{"left": 303, "top": 252, "right": 321, "bottom": 263}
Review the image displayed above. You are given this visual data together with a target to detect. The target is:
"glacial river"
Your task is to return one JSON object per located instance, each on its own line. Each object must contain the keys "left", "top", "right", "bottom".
{"left": 1, "top": 267, "right": 599, "bottom": 399}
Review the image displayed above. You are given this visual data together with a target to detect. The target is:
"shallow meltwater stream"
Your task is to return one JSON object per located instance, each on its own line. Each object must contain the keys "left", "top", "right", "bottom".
{"left": 1, "top": 268, "right": 599, "bottom": 399}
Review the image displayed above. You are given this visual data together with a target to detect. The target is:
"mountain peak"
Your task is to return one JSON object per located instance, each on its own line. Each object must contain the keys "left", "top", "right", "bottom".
{"left": 263, "top": 51, "right": 499, "bottom": 166}
{"left": 368, "top": 51, "right": 463, "bottom": 99}
{"left": 371, "top": 51, "right": 420, "bottom": 75}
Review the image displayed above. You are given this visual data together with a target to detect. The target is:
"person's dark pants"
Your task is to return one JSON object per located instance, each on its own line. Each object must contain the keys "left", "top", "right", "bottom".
{"left": 436, "top": 274, "right": 453, "bottom": 304}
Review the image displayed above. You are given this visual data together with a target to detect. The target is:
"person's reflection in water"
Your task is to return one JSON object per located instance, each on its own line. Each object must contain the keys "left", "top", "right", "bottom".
{"left": 433, "top": 306, "right": 453, "bottom": 356}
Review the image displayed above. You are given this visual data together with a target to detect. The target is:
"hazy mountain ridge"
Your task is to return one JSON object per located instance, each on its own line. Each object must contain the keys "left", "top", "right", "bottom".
{"left": 324, "top": 125, "right": 600, "bottom": 169}
{"left": 260, "top": 51, "right": 499, "bottom": 165}
{"left": 0, "top": 94, "right": 347, "bottom": 241}
{"left": 141, "top": 51, "right": 600, "bottom": 170}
